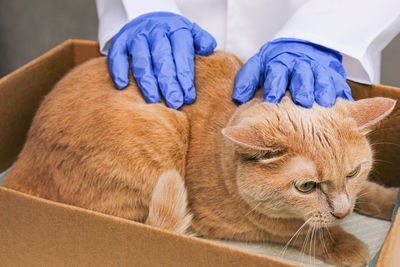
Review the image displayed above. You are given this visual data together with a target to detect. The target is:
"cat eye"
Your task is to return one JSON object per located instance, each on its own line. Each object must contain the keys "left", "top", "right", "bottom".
{"left": 346, "top": 165, "right": 361, "bottom": 179}
{"left": 294, "top": 181, "right": 317, "bottom": 193}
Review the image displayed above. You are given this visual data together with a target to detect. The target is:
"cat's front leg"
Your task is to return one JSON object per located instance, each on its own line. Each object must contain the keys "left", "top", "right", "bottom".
{"left": 355, "top": 180, "right": 399, "bottom": 220}
{"left": 315, "top": 226, "right": 369, "bottom": 267}
{"left": 235, "top": 224, "right": 369, "bottom": 266}
{"left": 284, "top": 225, "right": 370, "bottom": 267}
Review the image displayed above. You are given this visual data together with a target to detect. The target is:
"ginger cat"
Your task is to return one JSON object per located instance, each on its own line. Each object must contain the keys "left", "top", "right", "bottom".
{"left": 3, "top": 51, "right": 398, "bottom": 266}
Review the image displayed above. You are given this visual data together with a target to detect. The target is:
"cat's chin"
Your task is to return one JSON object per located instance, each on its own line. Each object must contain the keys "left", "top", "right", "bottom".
{"left": 307, "top": 213, "right": 341, "bottom": 228}
{"left": 308, "top": 219, "right": 336, "bottom": 229}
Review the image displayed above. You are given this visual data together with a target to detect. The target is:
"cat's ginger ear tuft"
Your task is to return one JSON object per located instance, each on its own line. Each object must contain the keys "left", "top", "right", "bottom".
{"left": 222, "top": 125, "right": 278, "bottom": 151}
{"left": 345, "top": 97, "right": 396, "bottom": 132}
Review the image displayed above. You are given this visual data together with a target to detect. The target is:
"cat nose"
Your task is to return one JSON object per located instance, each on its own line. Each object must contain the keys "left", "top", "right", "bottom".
{"left": 330, "top": 209, "right": 351, "bottom": 219}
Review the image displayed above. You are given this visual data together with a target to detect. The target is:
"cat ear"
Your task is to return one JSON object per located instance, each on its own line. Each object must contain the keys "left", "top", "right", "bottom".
{"left": 343, "top": 97, "right": 396, "bottom": 132}
{"left": 221, "top": 125, "right": 280, "bottom": 152}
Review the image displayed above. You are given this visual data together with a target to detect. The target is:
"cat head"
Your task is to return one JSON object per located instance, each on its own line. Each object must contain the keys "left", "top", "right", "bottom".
{"left": 222, "top": 96, "right": 396, "bottom": 227}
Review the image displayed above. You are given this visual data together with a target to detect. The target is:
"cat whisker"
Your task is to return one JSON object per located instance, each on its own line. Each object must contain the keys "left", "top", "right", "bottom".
{"left": 308, "top": 225, "right": 315, "bottom": 264}
{"left": 311, "top": 224, "right": 318, "bottom": 265}
{"left": 355, "top": 198, "right": 370, "bottom": 204}
{"left": 369, "top": 169, "right": 386, "bottom": 184}
{"left": 311, "top": 224, "right": 318, "bottom": 264}
{"left": 367, "top": 126, "right": 395, "bottom": 135}
{"left": 370, "top": 167, "right": 384, "bottom": 175}
{"left": 354, "top": 207, "right": 370, "bottom": 213}
{"left": 319, "top": 222, "right": 328, "bottom": 256}
{"left": 356, "top": 194, "right": 371, "bottom": 204}
{"left": 356, "top": 192, "right": 371, "bottom": 199}
{"left": 323, "top": 221, "right": 334, "bottom": 243}
{"left": 373, "top": 159, "right": 394, "bottom": 165}
{"left": 301, "top": 224, "right": 312, "bottom": 262}
{"left": 369, "top": 172, "right": 381, "bottom": 181}
{"left": 244, "top": 202, "right": 262, "bottom": 216}
{"left": 315, "top": 222, "right": 320, "bottom": 262}
{"left": 280, "top": 218, "right": 311, "bottom": 256}
{"left": 299, "top": 227, "right": 308, "bottom": 260}
{"left": 354, "top": 205, "right": 367, "bottom": 209}
{"left": 371, "top": 142, "right": 400, "bottom": 148}
{"left": 357, "top": 191, "right": 371, "bottom": 196}
{"left": 271, "top": 202, "right": 281, "bottom": 210}
{"left": 308, "top": 225, "right": 312, "bottom": 261}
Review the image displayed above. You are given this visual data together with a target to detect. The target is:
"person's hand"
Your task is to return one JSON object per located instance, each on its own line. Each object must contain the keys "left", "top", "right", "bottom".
{"left": 233, "top": 38, "right": 353, "bottom": 108}
{"left": 108, "top": 12, "right": 217, "bottom": 109}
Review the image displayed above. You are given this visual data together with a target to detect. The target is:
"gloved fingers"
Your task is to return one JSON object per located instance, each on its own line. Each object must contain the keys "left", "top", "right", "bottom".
{"left": 233, "top": 53, "right": 262, "bottom": 105}
{"left": 149, "top": 27, "right": 184, "bottom": 109}
{"left": 289, "top": 60, "right": 315, "bottom": 108}
{"left": 170, "top": 29, "right": 196, "bottom": 104}
{"left": 312, "top": 64, "right": 336, "bottom": 107}
{"left": 192, "top": 23, "right": 217, "bottom": 56}
{"left": 263, "top": 62, "right": 289, "bottom": 104}
{"left": 128, "top": 35, "right": 161, "bottom": 103}
{"left": 332, "top": 71, "right": 354, "bottom": 102}
{"left": 107, "top": 32, "right": 130, "bottom": 90}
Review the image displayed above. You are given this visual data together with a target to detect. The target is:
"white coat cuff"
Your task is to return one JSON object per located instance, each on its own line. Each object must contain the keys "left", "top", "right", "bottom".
{"left": 121, "top": 0, "right": 181, "bottom": 20}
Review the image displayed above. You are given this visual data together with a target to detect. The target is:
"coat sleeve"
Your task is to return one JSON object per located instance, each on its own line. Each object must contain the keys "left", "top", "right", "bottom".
{"left": 273, "top": 0, "right": 400, "bottom": 84}
{"left": 96, "top": 0, "right": 181, "bottom": 54}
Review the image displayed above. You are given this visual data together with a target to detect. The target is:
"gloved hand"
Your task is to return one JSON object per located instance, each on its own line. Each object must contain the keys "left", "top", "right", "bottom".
{"left": 233, "top": 38, "right": 353, "bottom": 108}
{"left": 108, "top": 12, "right": 217, "bottom": 109}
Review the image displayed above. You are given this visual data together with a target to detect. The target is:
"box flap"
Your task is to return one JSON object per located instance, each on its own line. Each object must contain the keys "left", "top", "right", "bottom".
{"left": 0, "top": 186, "right": 299, "bottom": 266}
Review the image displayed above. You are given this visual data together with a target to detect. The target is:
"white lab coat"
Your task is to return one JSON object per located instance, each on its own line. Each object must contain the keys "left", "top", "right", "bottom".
{"left": 96, "top": 0, "right": 400, "bottom": 84}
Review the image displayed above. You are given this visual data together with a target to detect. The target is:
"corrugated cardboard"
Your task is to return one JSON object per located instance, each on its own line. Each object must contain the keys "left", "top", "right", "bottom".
{"left": 0, "top": 40, "right": 399, "bottom": 266}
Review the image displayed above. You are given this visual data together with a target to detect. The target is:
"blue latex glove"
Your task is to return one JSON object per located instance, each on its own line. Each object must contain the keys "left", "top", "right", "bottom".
{"left": 233, "top": 38, "right": 354, "bottom": 108}
{"left": 108, "top": 12, "right": 217, "bottom": 109}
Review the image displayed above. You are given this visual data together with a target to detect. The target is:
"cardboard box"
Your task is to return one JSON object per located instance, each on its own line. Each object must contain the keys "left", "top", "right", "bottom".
{"left": 0, "top": 40, "right": 399, "bottom": 266}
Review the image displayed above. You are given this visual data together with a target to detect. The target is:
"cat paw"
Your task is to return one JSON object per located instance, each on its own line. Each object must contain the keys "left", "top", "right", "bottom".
{"left": 380, "top": 187, "right": 399, "bottom": 220}
{"left": 357, "top": 187, "right": 398, "bottom": 220}
{"left": 356, "top": 181, "right": 399, "bottom": 220}
{"left": 322, "top": 231, "right": 370, "bottom": 267}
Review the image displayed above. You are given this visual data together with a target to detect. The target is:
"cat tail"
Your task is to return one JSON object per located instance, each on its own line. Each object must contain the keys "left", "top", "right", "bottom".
{"left": 145, "top": 170, "right": 192, "bottom": 234}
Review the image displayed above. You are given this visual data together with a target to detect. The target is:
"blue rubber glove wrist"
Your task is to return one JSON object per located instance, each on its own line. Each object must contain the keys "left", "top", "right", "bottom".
{"left": 108, "top": 12, "right": 217, "bottom": 109}
{"left": 233, "top": 38, "right": 354, "bottom": 108}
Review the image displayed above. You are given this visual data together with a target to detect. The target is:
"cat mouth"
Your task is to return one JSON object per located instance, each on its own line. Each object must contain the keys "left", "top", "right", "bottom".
{"left": 309, "top": 219, "right": 336, "bottom": 228}
{"left": 307, "top": 212, "right": 338, "bottom": 228}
